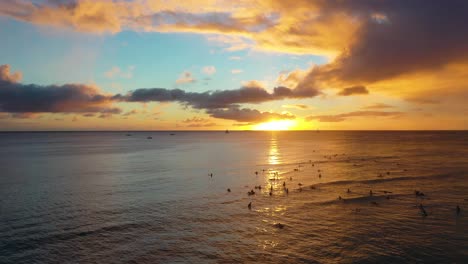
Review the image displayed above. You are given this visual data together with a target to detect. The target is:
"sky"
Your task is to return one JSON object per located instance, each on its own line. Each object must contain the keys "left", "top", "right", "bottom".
{"left": 0, "top": 0, "right": 468, "bottom": 131}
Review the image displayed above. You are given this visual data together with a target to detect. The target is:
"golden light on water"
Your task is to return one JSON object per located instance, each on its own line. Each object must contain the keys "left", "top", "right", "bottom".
{"left": 268, "top": 136, "right": 279, "bottom": 165}
{"left": 253, "top": 120, "right": 297, "bottom": 131}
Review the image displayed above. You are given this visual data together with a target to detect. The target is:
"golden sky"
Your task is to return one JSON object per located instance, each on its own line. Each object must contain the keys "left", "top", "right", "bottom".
{"left": 0, "top": 0, "right": 467, "bottom": 130}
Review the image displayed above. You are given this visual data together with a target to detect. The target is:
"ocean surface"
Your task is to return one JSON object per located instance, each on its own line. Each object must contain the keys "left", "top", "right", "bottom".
{"left": 1, "top": 131, "right": 467, "bottom": 263}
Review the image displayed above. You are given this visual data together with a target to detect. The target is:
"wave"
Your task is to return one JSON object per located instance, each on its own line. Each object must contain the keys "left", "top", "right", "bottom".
{"left": 0, "top": 222, "right": 149, "bottom": 256}
{"left": 309, "top": 171, "right": 467, "bottom": 189}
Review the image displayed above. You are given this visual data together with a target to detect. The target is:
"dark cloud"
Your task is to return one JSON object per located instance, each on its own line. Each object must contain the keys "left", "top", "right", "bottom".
{"left": 308, "top": 0, "right": 468, "bottom": 84}
{"left": 98, "top": 113, "right": 113, "bottom": 119}
{"left": 1, "top": 65, "right": 307, "bottom": 123}
{"left": 115, "top": 82, "right": 320, "bottom": 109}
{"left": 207, "top": 107, "right": 295, "bottom": 123}
{"left": 122, "top": 109, "right": 138, "bottom": 116}
{"left": 337, "top": 86, "right": 369, "bottom": 96}
{"left": 0, "top": 65, "right": 121, "bottom": 114}
{"left": 11, "top": 113, "right": 40, "bottom": 119}
{"left": 307, "top": 111, "right": 403, "bottom": 122}
{"left": 282, "top": 104, "right": 309, "bottom": 109}
{"left": 362, "top": 103, "right": 394, "bottom": 109}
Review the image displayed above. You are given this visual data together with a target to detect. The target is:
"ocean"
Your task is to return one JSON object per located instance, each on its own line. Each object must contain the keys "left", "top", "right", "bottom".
{"left": 1, "top": 131, "right": 467, "bottom": 263}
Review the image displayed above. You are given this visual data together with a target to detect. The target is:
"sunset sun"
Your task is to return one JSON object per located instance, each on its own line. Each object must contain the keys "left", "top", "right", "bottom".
{"left": 253, "top": 120, "right": 297, "bottom": 131}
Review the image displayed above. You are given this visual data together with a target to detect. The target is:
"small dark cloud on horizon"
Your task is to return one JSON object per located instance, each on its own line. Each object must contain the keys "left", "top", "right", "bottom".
{"left": 282, "top": 104, "right": 309, "bottom": 109}
{"left": 362, "top": 103, "right": 394, "bottom": 109}
{"left": 307, "top": 111, "right": 403, "bottom": 122}
{"left": 337, "top": 86, "right": 369, "bottom": 96}
{"left": 206, "top": 107, "right": 295, "bottom": 123}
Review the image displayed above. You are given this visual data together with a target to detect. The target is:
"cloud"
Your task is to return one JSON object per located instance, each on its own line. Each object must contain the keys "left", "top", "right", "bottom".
{"left": 337, "top": 86, "right": 369, "bottom": 96}
{"left": 231, "top": 69, "right": 243, "bottom": 74}
{"left": 182, "top": 116, "right": 217, "bottom": 127}
{"left": 0, "top": 64, "right": 22, "bottom": 83}
{"left": 282, "top": 104, "right": 309, "bottom": 110}
{"left": 0, "top": 64, "right": 121, "bottom": 114}
{"left": 122, "top": 109, "right": 138, "bottom": 116}
{"left": 115, "top": 81, "right": 320, "bottom": 110}
{"left": 99, "top": 113, "right": 113, "bottom": 119}
{"left": 3, "top": 0, "right": 468, "bottom": 63}
{"left": 307, "top": 111, "right": 403, "bottom": 123}
{"left": 11, "top": 112, "right": 39, "bottom": 119}
{"left": 206, "top": 107, "right": 295, "bottom": 123}
{"left": 362, "top": 103, "right": 394, "bottom": 109}
{"left": 182, "top": 117, "right": 209, "bottom": 123}
{"left": 0, "top": 0, "right": 351, "bottom": 54}
{"left": 2, "top": 2, "right": 468, "bottom": 128}
{"left": 104, "top": 67, "right": 121, "bottom": 78}
{"left": 111, "top": 79, "right": 317, "bottom": 122}
{"left": 276, "top": 69, "right": 308, "bottom": 89}
{"left": 229, "top": 56, "right": 242, "bottom": 60}
{"left": 0, "top": 0, "right": 128, "bottom": 33}
{"left": 294, "top": 0, "right": 468, "bottom": 90}
{"left": 186, "top": 122, "right": 217, "bottom": 127}
{"left": 104, "top": 65, "right": 135, "bottom": 79}
{"left": 405, "top": 98, "right": 439, "bottom": 105}
{"left": 202, "top": 66, "right": 216, "bottom": 75}
{"left": 176, "top": 71, "right": 196, "bottom": 84}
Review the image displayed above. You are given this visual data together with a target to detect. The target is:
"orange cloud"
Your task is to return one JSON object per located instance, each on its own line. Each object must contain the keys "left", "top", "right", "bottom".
{"left": 0, "top": 64, "right": 22, "bottom": 83}
{"left": 0, "top": 0, "right": 360, "bottom": 54}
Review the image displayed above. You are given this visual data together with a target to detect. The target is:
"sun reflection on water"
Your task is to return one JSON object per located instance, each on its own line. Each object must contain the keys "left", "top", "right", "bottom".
{"left": 268, "top": 135, "right": 280, "bottom": 165}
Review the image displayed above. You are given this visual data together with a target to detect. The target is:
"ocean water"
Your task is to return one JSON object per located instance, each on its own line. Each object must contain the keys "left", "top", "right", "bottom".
{"left": 0, "top": 131, "right": 467, "bottom": 263}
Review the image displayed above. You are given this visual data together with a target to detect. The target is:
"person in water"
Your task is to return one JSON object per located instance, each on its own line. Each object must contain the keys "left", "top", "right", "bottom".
{"left": 419, "top": 204, "right": 428, "bottom": 216}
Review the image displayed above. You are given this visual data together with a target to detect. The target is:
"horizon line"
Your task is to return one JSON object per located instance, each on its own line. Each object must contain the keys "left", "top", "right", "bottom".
{"left": 0, "top": 129, "right": 467, "bottom": 133}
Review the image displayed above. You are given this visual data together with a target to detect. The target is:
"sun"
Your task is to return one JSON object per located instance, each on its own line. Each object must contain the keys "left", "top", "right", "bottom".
{"left": 253, "top": 120, "right": 297, "bottom": 131}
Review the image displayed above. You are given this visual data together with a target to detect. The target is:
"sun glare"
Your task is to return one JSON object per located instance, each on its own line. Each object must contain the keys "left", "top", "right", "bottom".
{"left": 253, "top": 120, "right": 297, "bottom": 131}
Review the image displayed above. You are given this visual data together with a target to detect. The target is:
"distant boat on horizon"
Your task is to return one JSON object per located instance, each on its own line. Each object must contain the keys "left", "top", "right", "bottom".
{"left": 225, "top": 129, "right": 229, "bottom": 134}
